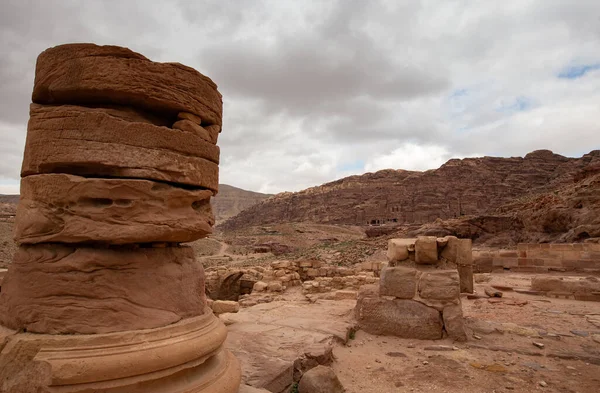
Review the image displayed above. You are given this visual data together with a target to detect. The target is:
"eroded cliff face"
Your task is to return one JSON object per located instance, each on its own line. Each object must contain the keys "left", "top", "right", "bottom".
{"left": 211, "top": 184, "right": 271, "bottom": 224}
{"left": 219, "top": 150, "right": 600, "bottom": 231}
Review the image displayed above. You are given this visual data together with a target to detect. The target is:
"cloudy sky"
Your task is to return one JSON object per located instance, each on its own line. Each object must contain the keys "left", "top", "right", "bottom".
{"left": 1, "top": 0, "right": 599, "bottom": 194}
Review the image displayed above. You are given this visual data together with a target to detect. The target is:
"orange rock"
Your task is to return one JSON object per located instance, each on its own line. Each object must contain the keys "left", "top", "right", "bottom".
{"left": 15, "top": 174, "right": 214, "bottom": 244}
{"left": 173, "top": 119, "right": 219, "bottom": 144}
{"left": 0, "top": 245, "right": 206, "bottom": 334}
{"left": 33, "top": 43, "right": 223, "bottom": 126}
{"left": 178, "top": 111, "right": 203, "bottom": 124}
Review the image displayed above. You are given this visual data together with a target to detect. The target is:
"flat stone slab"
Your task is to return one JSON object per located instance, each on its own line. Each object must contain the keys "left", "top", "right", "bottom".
{"left": 221, "top": 300, "right": 356, "bottom": 392}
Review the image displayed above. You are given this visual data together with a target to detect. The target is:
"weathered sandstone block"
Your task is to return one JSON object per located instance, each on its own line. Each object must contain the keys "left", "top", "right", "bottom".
{"left": 531, "top": 275, "right": 600, "bottom": 294}
{"left": 22, "top": 105, "right": 220, "bottom": 190}
{"left": 418, "top": 271, "right": 460, "bottom": 301}
{"left": 442, "top": 304, "right": 467, "bottom": 342}
{"left": 26, "top": 104, "right": 219, "bottom": 160}
{"left": 298, "top": 365, "right": 344, "bottom": 393}
{"left": 387, "top": 238, "right": 415, "bottom": 263}
{"left": 15, "top": 174, "right": 214, "bottom": 244}
{"left": 415, "top": 236, "right": 438, "bottom": 264}
{"left": 212, "top": 300, "right": 240, "bottom": 314}
{"left": 33, "top": 43, "right": 223, "bottom": 126}
{"left": 356, "top": 285, "right": 443, "bottom": 339}
{"left": 379, "top": 266, "right": 419, "bottom": 299}
{"left": 178, "top": 111, "right": 203, "bottom": 124}
{"left": 173, "top": 119, "right": 219, "bottom": 144}
{"left": 0, "top": 245, "right": 205, "bottom": 334}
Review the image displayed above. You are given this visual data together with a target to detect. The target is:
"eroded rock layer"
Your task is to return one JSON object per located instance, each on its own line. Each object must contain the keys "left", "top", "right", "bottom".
{"left": 15, "top": 174, "right": 214, "bottom": 244}
{"left": 0, "top": 245, "right": 205, "bottom": 334}
{"left": 33, "top": 43, "right": 223, "bottom": 126}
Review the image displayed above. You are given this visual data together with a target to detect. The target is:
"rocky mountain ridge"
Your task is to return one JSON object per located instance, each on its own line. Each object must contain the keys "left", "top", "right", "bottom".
{"left": 211, "top": 184, "right": 271, "bottom": 224}
{"left": 218, "top": 150, "right": 600, "bottom": 232}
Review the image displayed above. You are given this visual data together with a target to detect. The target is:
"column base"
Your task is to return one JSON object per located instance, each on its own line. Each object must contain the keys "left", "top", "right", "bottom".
{"left": 0, "top": 310, "right": 241, "bottom": 393}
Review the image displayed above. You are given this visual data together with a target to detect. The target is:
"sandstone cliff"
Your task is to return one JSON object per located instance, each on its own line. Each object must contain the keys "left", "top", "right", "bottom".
{"left": 211, "top": 184, "right": 271, "bottom": 224}
{"left": 218, "top": 150, "right": 600, "bottom": 232}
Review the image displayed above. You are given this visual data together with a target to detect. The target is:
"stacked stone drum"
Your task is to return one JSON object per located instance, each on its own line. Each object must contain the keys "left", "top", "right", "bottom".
{"left": 0, "top": 43, "right": 241, "bottom": 393}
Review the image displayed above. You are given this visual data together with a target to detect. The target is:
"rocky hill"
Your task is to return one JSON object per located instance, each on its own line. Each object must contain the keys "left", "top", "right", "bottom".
{"left": 219, "top": 150, "right": 600, "bottom": 232}
{"left": 211, "top": 184, "right": 271, "bottom": 224}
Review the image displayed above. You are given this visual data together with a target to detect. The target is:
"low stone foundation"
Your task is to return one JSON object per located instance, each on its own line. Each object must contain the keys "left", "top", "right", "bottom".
{"left": 531, "top": 275, "right": 600, "bottom": 301}
{"left": 474, "top": 243, "right": 600, "bottom": 273}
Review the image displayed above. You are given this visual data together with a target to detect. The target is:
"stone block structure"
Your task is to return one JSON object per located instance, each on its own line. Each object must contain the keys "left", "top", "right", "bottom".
{"left": 0, "top": 44, "right": 240, "bottom": 392}
{"left": 473, "top": 243, "right": 600, "bottom": 273}
{"left": 354, "top": 236, "right": 471, "bottom": 341}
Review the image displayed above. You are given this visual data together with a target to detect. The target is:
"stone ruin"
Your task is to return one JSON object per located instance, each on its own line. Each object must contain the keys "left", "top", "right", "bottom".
{"left": 355, "top": 236, "right": 473, "bottom": 341}
{"left": 0, "top": 44, "right": 241, "bottom": 392}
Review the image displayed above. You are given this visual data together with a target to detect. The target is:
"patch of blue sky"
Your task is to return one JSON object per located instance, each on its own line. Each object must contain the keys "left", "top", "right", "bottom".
{"left": 339, "top": 160, "right": 365, "bottom": 172}
{"left": 558, "top": 63, "right": 600, "bottom": 79}
{"left": 496, "top": 96, "right": 532, "bottom": 113}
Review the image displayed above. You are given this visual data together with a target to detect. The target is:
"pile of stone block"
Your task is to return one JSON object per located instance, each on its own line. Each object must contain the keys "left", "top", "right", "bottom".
{"left": 354, "top": 236, "right": 471, "bottom": 341}
{"left": 388, "top": 236, "right": 473, "bottom": 293}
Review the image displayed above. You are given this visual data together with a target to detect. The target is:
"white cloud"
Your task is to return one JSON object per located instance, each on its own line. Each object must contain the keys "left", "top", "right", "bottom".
{"left": 0, "top": 0, "right": 599, "bottom": 195}
{"left": 364, "top": 144, "right": 477, "bottom": 173}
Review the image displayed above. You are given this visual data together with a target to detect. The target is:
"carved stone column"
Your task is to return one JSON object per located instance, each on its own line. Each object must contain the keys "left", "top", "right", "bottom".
{"left": 0, "top": 43, "right": 241, "bottom": 393}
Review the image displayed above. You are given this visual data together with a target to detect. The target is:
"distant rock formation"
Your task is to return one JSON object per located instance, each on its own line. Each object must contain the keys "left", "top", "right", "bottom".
{"left": 219, "top": 150, "right": 600, "bottom": 236}
{"left": 212, "top": 184, "right": 271, "bottom": 224}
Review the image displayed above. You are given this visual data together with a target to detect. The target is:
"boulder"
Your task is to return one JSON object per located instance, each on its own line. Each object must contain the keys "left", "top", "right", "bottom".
{"left": 379, "top": 266, "right": 419, "bottom": 299}
{"left": 268, "top": 282, "right": 283, "bottom": 292}
{"left": 442, "top": 304, "right": 467, "bottom": 342}
{"left": 298, "top": 365, "right": 344, "bottom": 393}
{"left": 253, "top": 281, "right": 268, "bottom": 292}
{"left": 415, "top": 236, "right": 438, "bottom": 264}
{"left": 212, "top": 300, "right": 240, "bottom": 314}
{"left": 356, "top": 285, "right": 443, "bottom": 339}
{"left": 14, "top": 174, "right": 214, "bottom": 244}
{"left": 387, "top": 238, "right": 415, "bottom": 263}
{"left": 33, "top": 43, "right": 223, "bottom": 126}
{"left": 0, "top": 245, "right": 206, "bottom": 334}
{"left": 418, "top": 271, "right": 460, "bottom": 301}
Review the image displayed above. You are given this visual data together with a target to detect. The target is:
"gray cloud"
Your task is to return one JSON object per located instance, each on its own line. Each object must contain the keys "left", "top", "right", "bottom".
{"left": 0, "top": 0, "right": 599, "bottom": 194}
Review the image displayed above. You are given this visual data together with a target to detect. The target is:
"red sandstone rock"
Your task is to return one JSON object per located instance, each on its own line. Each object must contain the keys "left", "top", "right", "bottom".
{"left": 442, "top": 304, "right": 468, "bottom": 342}
{"left": 418, "top": 271, "right": 460, "bottom": 302}
{"left": 22, "top": 105, "right": 219, "bottom": 190}
{"left": 379, "top": 266, "right": 418, "bottom": 299}
{"left": 0, "top": 245, "right": 206, "bottom": 334}
{"left": 298, "top": 365, "right": 344, "bottom": 393}
{"left": 356, "top": 285, "right": 443, "bottom": 339}
{"left": 415, "top": 236, "right": 438, "bottom": 264}
{"left": 14, "top": 174, "right": 214, "bottom": 244}
{"left": 33, "top": 43, "right": 223, "bottom": 126}
{"left": 178, "top": 111, "right": 203, "bottom": 124}
{"left": 173, "top": 119, "right": 219, "bottom": 144}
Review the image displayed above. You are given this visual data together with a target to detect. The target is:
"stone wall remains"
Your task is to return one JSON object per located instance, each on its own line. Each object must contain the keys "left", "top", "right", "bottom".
{"left": 474, "top": 243, "right": 600, "bottom": 273}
